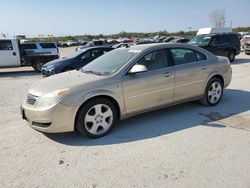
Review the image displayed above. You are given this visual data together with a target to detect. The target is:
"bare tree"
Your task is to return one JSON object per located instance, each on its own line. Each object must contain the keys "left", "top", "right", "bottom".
{"left": 210, "top": 10, "right": 226, "bottom": 27}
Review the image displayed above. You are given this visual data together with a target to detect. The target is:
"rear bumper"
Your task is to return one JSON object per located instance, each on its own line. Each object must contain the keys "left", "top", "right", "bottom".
{"left": 21, "top": 102, "right": 75, "bottom": 133}
{"left": 245, "top": 46, "right": 250, "bottom": 54}
{"left": 224, "top": 65, "right": 232, "bottom": 88}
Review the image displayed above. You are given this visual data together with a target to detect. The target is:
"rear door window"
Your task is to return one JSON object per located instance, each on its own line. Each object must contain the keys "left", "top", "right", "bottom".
{"left": 0, "top": 40, "right": 13, "bottom": 50}
{"left": 218, "top": 35, "right": 229, "bottom": 44}
{"left": 21, "top": 43, "right": 37, "bottom": 49}
{"left": 228, "top": 34, "right": 240, "bottom": 45}
{"left": 39, "top": 43, "right": 57, "bottom": 49}
{"left": 170, "top": 48, "right": 206, "bottom": 65}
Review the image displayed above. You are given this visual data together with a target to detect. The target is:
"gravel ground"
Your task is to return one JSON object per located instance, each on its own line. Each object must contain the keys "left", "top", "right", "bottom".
{"left": 0, "top": 48, "right": 250, "bottom": 188}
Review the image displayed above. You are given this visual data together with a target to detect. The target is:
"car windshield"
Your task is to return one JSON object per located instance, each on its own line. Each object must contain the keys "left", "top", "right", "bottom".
{"left": 64, "top": 49, "right": 87, "bottom": 59}
{"left": 85, "top": 42, "right": 94, "bottom": 47}
{"left": 112, "top": 43, "right": 121, "bottom": 48}
{"left": 81, "top": 48, "right": 141, "bottom": 76}
{"left": 189, "top": 36, "right": 211, "bottom": 46}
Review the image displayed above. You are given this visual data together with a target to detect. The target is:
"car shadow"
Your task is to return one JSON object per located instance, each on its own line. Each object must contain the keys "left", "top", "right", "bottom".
{"left": 233, "top": 57, "right": 250, "bottom": 64}
{"left": 0, "top": 70, "right": 40, "bottom": 78}
{"left": 44, "top": 89, "right": 250, "bottom": 146}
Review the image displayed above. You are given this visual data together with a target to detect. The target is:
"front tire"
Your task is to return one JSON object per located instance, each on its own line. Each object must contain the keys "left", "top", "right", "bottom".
{"left": 32, "top": 60, "right": 45, "bottom": 72}
{"left": 200, "top": 78, "right": 224, "bottom": 106}
{"left": 76, "top": 98, "right": 118, "bottom": 138}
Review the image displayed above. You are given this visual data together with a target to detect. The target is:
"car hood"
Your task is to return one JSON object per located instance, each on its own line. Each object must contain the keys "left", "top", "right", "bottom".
{"left": 29, "top": 70, "right": 104, "bottom": 96}
{"left": 43, "top": 58, "right": 73, "bottom": 67}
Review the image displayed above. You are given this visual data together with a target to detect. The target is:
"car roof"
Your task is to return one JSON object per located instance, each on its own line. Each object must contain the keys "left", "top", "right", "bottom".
{"left": 79, "top": 46, "right": 113, "bottom": 51}
{"left": 196, "top": 33, "right": 238, "bottom": 37}
{"left": 128, "top": 43, "right": 215, "bottom": 58}
{"left": 129, "top": 43, "right": 194, "bottom": 51}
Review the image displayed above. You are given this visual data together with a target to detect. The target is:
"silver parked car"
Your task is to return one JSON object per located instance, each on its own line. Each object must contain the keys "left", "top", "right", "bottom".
{"left": 21, "top": 43, "right": 232, "bottom": 138}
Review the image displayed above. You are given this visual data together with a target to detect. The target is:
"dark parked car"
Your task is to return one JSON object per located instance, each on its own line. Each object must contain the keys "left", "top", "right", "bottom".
{"left": 112, "top": 43, "right": 136, "bottom": 49}
{"left": 189, "top": 33, "right": 240, "bottom": 62}
{"left": 170, "top": 38, "right": 190, "bottom": 43}
{"left": 76, "top": 40, "right": 109, "bottom": 51}
{"left": 163, "top": 36, "right": 176, "bottom": 43}
{"left": 41, "top": 46, "right": 113, "bottom": 76}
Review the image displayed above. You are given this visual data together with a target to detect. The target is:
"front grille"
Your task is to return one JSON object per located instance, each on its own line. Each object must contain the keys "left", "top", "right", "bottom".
{"left": 26, "top": 94, "right": 38, "bottom": 105}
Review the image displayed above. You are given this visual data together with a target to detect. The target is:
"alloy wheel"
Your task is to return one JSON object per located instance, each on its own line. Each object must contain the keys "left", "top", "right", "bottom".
{"left": 207, "top": 82, "right": 222, "bottom": 104}
{"left": 84, "top": 104, "right": 113, "bottom": 135}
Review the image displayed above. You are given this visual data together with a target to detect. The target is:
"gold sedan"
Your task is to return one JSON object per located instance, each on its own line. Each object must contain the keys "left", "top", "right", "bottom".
{"left": 21, "top": 43, "right": 232, "bottom": 138}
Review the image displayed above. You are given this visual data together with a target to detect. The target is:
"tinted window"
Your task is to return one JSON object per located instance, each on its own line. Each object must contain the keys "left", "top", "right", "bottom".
{"left": 64, "top": 49, "right": 86, "bottom": 59}
{"left": 170, "top": 48, "right": 206, "bottom": 65}
{"left": 40, "top": 43, "right": 56, "bottom": 48}
{"left": 0, "top": 40, "right": 13, "bottom": 50}
{"left": 79, "top": 49, "right": 104, "bottom": 60}
{"left": 21, "top": 43, "right": 37, "bottom": 49}
{"left": 210, "top": 36, "right": 220, "bottom": 45}
{"left": 228, "top": 34, "right": 240, "bottom": 45}
{"left": 219, "top": 35, "right": 229, "bottom": 44}
{"left": 136, "top": 49, "right": 169, "bottom": 71}
{"left": 103, "top": 48, "right": 112, "bottom": 52}
{"left": 93, "top": 41, "right": 103, "bottom": 46}
{"left": 189, "top": 36, "right": 211, "bottom": 46}
{"left": 92, "top": 49, "right": 104, "bottom": 58}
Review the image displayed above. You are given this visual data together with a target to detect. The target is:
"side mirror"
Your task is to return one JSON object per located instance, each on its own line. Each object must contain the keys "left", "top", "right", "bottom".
{"left": 128, "top": 64, "right": 147, "bottom": 75}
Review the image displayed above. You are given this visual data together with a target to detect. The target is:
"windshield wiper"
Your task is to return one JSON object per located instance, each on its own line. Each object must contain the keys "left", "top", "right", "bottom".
{"left": 82, "top": 70, "right": 104, "bottom": 76}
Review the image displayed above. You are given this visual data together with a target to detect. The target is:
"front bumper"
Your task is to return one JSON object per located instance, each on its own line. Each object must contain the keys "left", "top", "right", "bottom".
{"left": 41, "top": 68, "right": 55, "bottom": 77}
{"left": 21, "top": 102, "right": 75, "bottom": 133}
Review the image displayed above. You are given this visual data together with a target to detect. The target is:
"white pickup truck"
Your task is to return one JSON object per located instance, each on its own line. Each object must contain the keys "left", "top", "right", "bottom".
{"left": 0, "top": 39, "right": 59, "bottom": 72}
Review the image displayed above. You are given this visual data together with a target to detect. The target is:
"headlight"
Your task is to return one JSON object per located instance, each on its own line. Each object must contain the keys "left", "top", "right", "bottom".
{"left": 36, "top": 88, "right": 69, "bottom": 108}
{"left": 47, "top": 65, "right": 55, "bottom": 70}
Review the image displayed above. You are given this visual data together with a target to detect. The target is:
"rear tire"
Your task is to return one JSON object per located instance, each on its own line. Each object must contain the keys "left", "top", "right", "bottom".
{"left": 228, "top": 50, "right": 235, "bottom": 62}
{"left": 200, "top": 78, "right": 224, "bottom": 106}
{"left": 76, "top": 98, "right": 118, "bottom": 138}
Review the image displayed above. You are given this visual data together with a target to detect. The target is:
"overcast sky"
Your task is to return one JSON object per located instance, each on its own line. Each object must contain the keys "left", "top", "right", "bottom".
{"left": 0, "top": 0, "right": 249, "bottom": 37}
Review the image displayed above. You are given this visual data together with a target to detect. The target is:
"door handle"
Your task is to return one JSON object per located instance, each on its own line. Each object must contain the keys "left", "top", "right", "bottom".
{"left": 13, "top": 52, "right": 16, "bottom": 56}
{"left": 164, "top": 72, "right": 171, "bottom": 77}
{"left": 201, "top": 66, "right": 207, "bottom": 70}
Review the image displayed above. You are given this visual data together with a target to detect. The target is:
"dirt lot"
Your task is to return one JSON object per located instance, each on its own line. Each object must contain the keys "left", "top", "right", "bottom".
{"left": 0, "top": 47, "right": 250, "bottom": 188}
